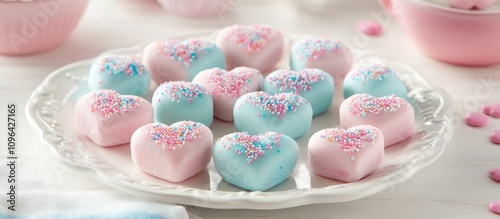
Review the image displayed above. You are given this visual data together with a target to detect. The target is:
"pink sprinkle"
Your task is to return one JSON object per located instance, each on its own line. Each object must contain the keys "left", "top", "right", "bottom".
{"left": 266, "top": 69, "right": 326, "bottom": 95}
{"left": 294, "top": 38, "right": 343, "bottom": 61}
{"left": 89, "top": 90, "right": 140, "bottom": 121}
{"left": 155, "top": 39, "right": 214, "bottom": 68}
{"left": 147, "top": 122, "right": 203, "bottom": 150}
{"left": 348, "top": 94, "right": 410, "bottom": 118}
{"left": 242, "top": 92, "right": 308, "bottom": 119}
{"left": 483, "top": 104, "right": 500, "bottom": 118}
{"left": 207, "top": 67, "right": 259, "bottom": 98}
{"left": 465, "top": 112, "right": 488, "bottom": 127}
{"left": 222, "top": 132, "right": 284, "bottom": 164}
{"left": 490, "top": 201, "right": 500, "bottom": 214}
{"left": 357, "top": 21, "right": 382, "bottom": 36}
{"left": 155, "top": 81, "right": 207, "bottom": 103}
{"left": 321, "top": 128, "right": 376, "bottom": 156}
{"left": 491, "top": 130, "right": 500, "bottom": 144}
{"left": 226, "top": 25, "right": 278, "bottom": 54}
{"left": 489, "top": 168, "right": 500, "bottom": 181}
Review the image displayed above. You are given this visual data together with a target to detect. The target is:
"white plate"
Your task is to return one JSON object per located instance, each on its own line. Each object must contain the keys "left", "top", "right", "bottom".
{"left": 26, "top": 30, "right": 454, "bottom": 209}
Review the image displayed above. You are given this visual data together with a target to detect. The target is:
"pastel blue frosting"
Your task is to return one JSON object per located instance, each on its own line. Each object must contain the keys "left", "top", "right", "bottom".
{"left": 88, "top": 54, "right": 151, "bottom": 98}
{"left": 152, "top": 82, "right": 213, "bottom": 127}
{"left": 213, "top": 132, "right": 299, "bottom": 191}
{"left": 233, "top": 92, "right": 313, "bottom": 139}
{"left": 343, "top": 64, "right": 407, "bottom": 99}
{"left": 262, "top": 69, "right": 334, "bottom": 116}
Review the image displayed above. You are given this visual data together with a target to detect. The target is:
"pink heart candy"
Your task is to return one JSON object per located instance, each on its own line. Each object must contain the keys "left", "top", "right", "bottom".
{"left": 339, "top": 94, "right": 414, "bottom": 147}
{"left": 491, "top": 130, "right": 500, "bottom": 144}
{"left": 74, "top": 90, "right": 154, "bottom": 147}
{"left": 490, "top": 201, "right": 500, "bottom": 214}
{"left": 483, "top": 104, "right": 500, "bottom": 118}
{"left": 192, "top": 67, "right": 263, "bottom": 121}
{"left": 131, "top": 121, "right": 213, "bottom": 182}
{"left": 216, "top": 25, "right": 285, "bottom": 72}
{"left": 450, "top": 0, "right": 495, "bottom": 10}
{"left": 465, "top": 112, "right": 489, "bottom": 127}
{"left": 489, "top": 167, "right": 500, "bottom": 181}
{"left": 290, "top": 37, "right": 353, "bottom": 89}
{"left": 357, "top": 21, "right": 383, "bottom": 36}
{"left": 308, "top": 125, "right": 385, "bottom": 183}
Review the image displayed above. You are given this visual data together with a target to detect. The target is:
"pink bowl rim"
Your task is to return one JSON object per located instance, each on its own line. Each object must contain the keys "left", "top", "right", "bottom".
{"left": 0, "top": 0, "right": 78, "bottom": 3}
{"left": 406, "top": 0, "right": 500, "bottom": 15}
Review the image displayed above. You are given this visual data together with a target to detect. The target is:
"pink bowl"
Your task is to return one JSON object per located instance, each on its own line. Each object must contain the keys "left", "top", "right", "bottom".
{"left": 0, "top": 0, "right": 88, "bottom": 55}
{"left": 380, "top": 0, "right": 500, "bottom": 66}
{"left": 157, "top": 0, "right": 239, "bottom": 17}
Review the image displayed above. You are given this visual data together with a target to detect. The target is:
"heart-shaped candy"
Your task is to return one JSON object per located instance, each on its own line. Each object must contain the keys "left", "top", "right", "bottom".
{"left": 262, "top": 68, "right": 334, "bottom": 116}
{"left": 339, "top": 94, "right": 414, "bottom": 147}
{"left": 143, "top": 39, "right": 225, "bottom": 84}
{"left": 74, "top": 90, "right": 154, "bottom": 146}
{"left": 88, "top": 54, "right": 151, "bottom": 98}
{"left": 216, "top": 25, "right": 285, "bottom": 72}
{"left": 483, "top": 104, "right": 500, "bottom": 118}
{"left": 213, "top": 132, "right": 299, "bottom": 191}
{"left": 152, "top": 81, "right": 213, "bottom": 127}
{"left": 450, "top": 0, "right": 495, "bottom": 10}
{"left": 192, "top": 67, "right": 263, "bottom": 121}
{"left": 308, "top": 125, "right": 384, "bottom": 182}
{"left": 465, "top": 112, "right": 488, "bottom": 127}
{"left": 343, "top": 63, "right": 407, "bottom": 99}
{"left": 233, "top": 91, "right": 313, "bottom": 139}
{"left": 290, "top": 37, "right": 353, "bottom": 90}
{"left": 131, "top": 121, "right": 213, "bottom": 182}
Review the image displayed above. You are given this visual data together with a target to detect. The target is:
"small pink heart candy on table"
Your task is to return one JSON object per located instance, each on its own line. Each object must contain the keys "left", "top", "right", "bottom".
{"left": 450, "top": 0, "right": 496, "bottom": 10}
{"left": 357, "top": 21, "right": 382, "bottom": 36}
{"left": 489, "top": 168, "right": 500, "bottom": 181}
{"left": 491, "top": 130, "right": 500, "bottom": 144}
{"left": 483, "top": 104, "right": 500, "bottom": 118}
{"left": 490, "top": 201, "right": 500, "bottom": 214}
{"left": 465, "top": 112, "right": 488, "bottom": 127}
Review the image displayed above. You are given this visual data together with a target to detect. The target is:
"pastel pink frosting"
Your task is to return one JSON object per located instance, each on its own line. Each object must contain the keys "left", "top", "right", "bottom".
{"left": 74, "top": 90, "right": 154, "bottom": 147}
{"left": 192, "top": 67, "right": 263, "bottom": 121}
{"left": 339, "top": 94, "right": 414, "bottom": 147}
{"left": 216, "top": 25, "right": 285, "bottom": 72}
{"left": 308, "top": 125, "right": 385, "bottom": 182}
{"left": 131, "top": 121, "right": 213, "bottom": 182}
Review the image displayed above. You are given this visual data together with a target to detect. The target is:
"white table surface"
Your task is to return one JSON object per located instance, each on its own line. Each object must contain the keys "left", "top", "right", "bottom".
{"left": 2, "top": 0, "right": 500, "bottom": 218}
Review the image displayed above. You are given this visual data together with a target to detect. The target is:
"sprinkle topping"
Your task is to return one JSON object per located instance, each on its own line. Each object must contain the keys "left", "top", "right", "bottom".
{"left": 147, "top": 122, "right": 203, "bottom": 150}
{"left": 156, "top": 39, "right": 215, "bottom": 68}
{"left": 155, "top": 81, "right": 207, "bottom": 103}
{"left": 348, "top": 64, "right": 394, "bottom": 81}
{"left": 294, "top": 38, "right": 343, "bottom": 61}
{"left": 241, "top": 92, "right": 308, "bottom": 119}
{"left": 97, "top": 54, "right": 146, "bottom": 76}
{"left": 90, "top": 90, "right": 140, "bottom": 121}
{"left": 266, "top": 69, "right": 326, "bottom": 95}
{"left": 207, "top": 67, "right": 258, "bottom": 98}
{"left": 321, "top": 128, "right": 376, "bottom": 157}
{"left": 221, "top": 132, "right": 284, "bottom": 164}
{"left": 348, "top": 94, "right": 410, "bottom": 118}
{"left": 225, "top": 25, "right": 278, "bottom": 54}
